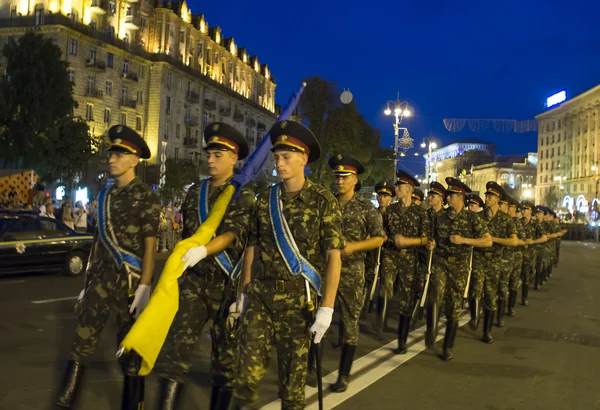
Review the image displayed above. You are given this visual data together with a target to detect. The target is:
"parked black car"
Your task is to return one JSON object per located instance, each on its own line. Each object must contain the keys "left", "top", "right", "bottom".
{"left": 0, "top": 210, "right": 94, "bottom": 276}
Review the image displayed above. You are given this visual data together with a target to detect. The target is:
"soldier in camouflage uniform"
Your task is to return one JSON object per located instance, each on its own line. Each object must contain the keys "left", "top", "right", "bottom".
{"left": 423, "top": 181, "right": 446, "bottom": 346}
{"left": 519, "top": 201, "right": 546, "bottom": 306}
{"left": 379, "top": 170, "right": 428, "bottom": 355}
{"left": 412, "top": 187, "right": 424, "bottom": 206}
{"left": 542, "top": 209, "right": 565, "bottom": 282}
{"left": 328, "top": 155, "right": 384, "bottom": 392}
{"left": 482, "top": 182, "right": 517, "bottom": 334}
{"left": 232, "top": 121, "right": 344, "bottom": 410}
{"left": 55, "top": 126, "right": 161, "bottom": 410}
{"left": 363, "top": 181, "right": 393, "bottom": 324}
{"left": 427, "top": 178, "right": 491, "bottom": 360}
{"left": 534, "top": 206, "right": 549, "bottom": 290}
{"left": 156, "top": 123, "right": 255, "bottom": 410}
{"left": 505, "top": 197, "right": 526, "bottom": 317}
{"left": 466, "top": 193, "right": 486, "bottom": 330}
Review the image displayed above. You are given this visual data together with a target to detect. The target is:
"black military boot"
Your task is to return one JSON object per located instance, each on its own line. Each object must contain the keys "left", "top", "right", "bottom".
{"left": 121, "top": 375, "right": 145, "bottom": 410}
{"left": 332, "top": 322, "right": 344, "bottom": 349}
{"left": 440, "top": 320, "right": 458, "bottom": 361}
{"left": 521, "top": 284, "right": 529, "bottom": 306}
{"left": 482, "top": 309, "right": 494, "bottom": 344}
{"left": 158, "top": 378, "right": 183, "bottom": 410}
{"left": 425, "top": 302, "right": 439, "bottom": 347}
{"left": 507, "top": 290, "right": 517, "bottom": 317}
{"left": 210, "top": 385, "right": 221, "bottom": 410}
{"left": 305, "top": 343, "right": 317, "bottom": 388}
{"left": 496, "top": 300, "right": 506, "bottom": 327}
{"left": 393, "top": 316, "right": 411, "bottom": 354}
{"left": 373, "top": 296, "right": 385, "bottom": 340}
{"left": 215, "top": 388, "right": 233, "bottom": 410}
{"left": 468, "top": 297, "right": 479, "bottom": 330}
{"left": 55, "top": 360, "right": 86, "bottom": 409}
{"left": 330, "top": 344, "right": 356, "bottom": 393}
{"left": 534, "top": 269, "right": 541, "bottom": 290}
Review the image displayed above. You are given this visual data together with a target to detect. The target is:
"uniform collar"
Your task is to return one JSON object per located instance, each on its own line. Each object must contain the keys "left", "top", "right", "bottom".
{"left": 112, "top": 177, "right": 141, "bottom": 194}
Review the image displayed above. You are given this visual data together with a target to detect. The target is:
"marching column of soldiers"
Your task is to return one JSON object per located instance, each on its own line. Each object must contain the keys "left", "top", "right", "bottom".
{"left": 53, "top": 120, "right": 567, "bottom": 410}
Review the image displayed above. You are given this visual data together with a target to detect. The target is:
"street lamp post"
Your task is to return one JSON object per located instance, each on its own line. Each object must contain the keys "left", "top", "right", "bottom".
{"left": 420, "top": 137, "right": 437, "bottom": 185}
{"left": 383, "top": 93, "right": 411, "bottom": 175}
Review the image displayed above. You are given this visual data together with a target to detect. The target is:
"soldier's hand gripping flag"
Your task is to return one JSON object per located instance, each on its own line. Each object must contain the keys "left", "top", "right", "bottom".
{"left": 117, "top": 83, "right": 307, "bottom": 375}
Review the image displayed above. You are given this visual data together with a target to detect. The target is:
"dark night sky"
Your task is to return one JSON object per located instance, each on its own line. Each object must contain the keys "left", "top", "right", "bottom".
{"left": 188, "top": 0, "right": 600, "bottom": 175}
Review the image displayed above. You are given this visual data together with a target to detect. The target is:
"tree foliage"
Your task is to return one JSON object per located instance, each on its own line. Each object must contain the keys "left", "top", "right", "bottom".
{"left": 160, "top": 159, "right": 201, "bottom": 203}
{"left": 0, "top": 31, "right": 95, "bottom": 185}
{"left": 544, "top": 186, "right": 560, "bottom": 210}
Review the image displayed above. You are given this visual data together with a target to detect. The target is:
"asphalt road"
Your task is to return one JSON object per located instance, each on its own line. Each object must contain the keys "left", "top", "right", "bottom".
{"left": 0, "top": 242, "right": 598, "bottom": 409}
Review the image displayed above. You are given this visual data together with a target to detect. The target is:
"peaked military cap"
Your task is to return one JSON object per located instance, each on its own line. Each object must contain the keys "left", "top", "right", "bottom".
{"left": 428, "top": 181, "right": 446, "bottom": 197}
{"left": 412, "top": 188, "right": 424, "bottom": 202}
{"left": 375, "top": 180, "right": 394, "bottom": 196}
{"left": 445, "top": 177, "right": 471, "bottom": 194}
{"left": 204, "top": 122, "right": 249, "bottom": 160}
{"left": 534, "top": 205, "right": 548, "bottom": 215}
{"left": 107, "top": 125, "right": 151, "bottom": 159}
{"left": 521, "top": 200, "right": 535, "bottom": 211}
{"left": 395, "top": 169, "right": 420, "bottom": 187}
{"left": 467, "top": 193, "right": 484, "bottom": 207}
{"left": 507, "top": 195, "right": 519, "bottom": 208}
{"left": 329, "top": 154, "right": 365, "bottom": 176}
{"left": 485, "top": 181, "right": 507, "bottom": 201}
{"left": 270, "top": 120, "right": 321, "bottom": 163}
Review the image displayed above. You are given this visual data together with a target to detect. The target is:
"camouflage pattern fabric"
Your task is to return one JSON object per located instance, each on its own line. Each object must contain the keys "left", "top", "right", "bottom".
{"left": 380, "top": 202, "right": 428, "bottom": 315}
{"left": 364, "top": 207, "right": 387, "bottom": 299}
{"left": 484, "top": 209, "right": 517, "bottom": 302}
{"left": 520, "top": 217, "right": 539, "bottom": 286}
{"left": 507, "top": 217, "right": 525, "bottom": 292}
{"left": 429, "top": 207, "right": 488, "bottom": 313}
{"left": 234, "top": 178, "right": 344, "bottom": 409}
{"left": 157, "top": 178, "right": 255, "bottom": 384}
{"left": 70, "top": 178, "right": 160, "bottom": 375}
{"left": 469, "top": 213, "right": 488, "bottom": 300}
{"left": 337, "top": 195, "right": 384, "bottom": 345}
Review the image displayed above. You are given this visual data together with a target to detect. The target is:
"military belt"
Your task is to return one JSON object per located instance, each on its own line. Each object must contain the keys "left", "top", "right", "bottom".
{"left": 260, "top": 277, "right": 304, "bottom": 292}
{"left": 196, "top": 271, "right": 228, "bottom": 285}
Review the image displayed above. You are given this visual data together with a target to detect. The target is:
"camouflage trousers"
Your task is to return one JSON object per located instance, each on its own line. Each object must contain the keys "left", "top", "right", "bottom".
{"left": 481, "top": 253, "right": 502, "bottom": 312}
{"left": 507, "top": 251, "right": 523, "bottom": 292}
{"left": 535, "top": 249, "right": 548, "bottom": 280}
{"left": 381, "top": 249, "right": 417, "bottom": 316}
{"left": 428, "top": 255, "right": 469, "bottom": 321}
{"left": 71, "top": 260, "right": 141, "bottom": 375}
{"left": 338, "top": 259, "right": 365, "bottom": 345}
{"left": 413, "top": 251, "right": 430, "bottom": 307}
{"left": 234, "top": 278, "right": 314, "bottom": 410}
{"left": 157, "top": 271, "right": 237, "bottom": 386}
{"left": 469, "top": 253, "right": 486, "bottom": 300}
{"left": 496, "top": 256, "right": 511, "bottom": 302}
{"left": 521, "top": 252, "right": 536, "bottom": 287}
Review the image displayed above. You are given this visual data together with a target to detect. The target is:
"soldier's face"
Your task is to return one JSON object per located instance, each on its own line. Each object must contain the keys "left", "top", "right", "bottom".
{"left": 485, "top": 193, "right": 499, "bottom": 207}
{"left": 428, "top": 193, "right": 442, "bottom": 207}
{"left": 335, "top": 174, "right": 357, "bottom": 195}
{"left": 377, "top": 193, "right": 392, "bottom": 208}
{"left": 508, "top": 206, "right": 516, "bottom": 217}
{"left": 108, "top": 152, "right": 139, "bottom": 177}
{"left": 395, "top": 183, "right": 412, "bottom": 200}
{"left": 499, "top": 202, "right": 509, "bottom": 213}
{"left": 413, "top": 198, "right": 422, "bottom": 206}
{"left": 206, "top": 150, "right": 238, "bottom": 177}
{"left": 468, "top": 203, "right": 480, "bottom": 212}
{"left": 522, "top": 209, "right": 532, "bottom": 219}
{"left": 273, "top": 150, "right": 307, "bottom": 180}
{"left": 446, "top": 192, "right": 463, "bottom": 208}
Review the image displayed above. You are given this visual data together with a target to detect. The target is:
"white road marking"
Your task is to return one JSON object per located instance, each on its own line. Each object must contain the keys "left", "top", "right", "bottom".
{"left": 261, "top": 314, "right": 469, "bottom": 410}
{"left": 31, "top": 296, "right": 78, "bottom": 304}
{"left": 0, "top": 279, "right": 26, "bottom": 285}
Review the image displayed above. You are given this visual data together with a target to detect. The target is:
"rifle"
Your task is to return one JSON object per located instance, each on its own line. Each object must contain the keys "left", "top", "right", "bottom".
{"left": 461, "top": 248, "right": 474, "bottom": 308}
{"left": 412, "top": 249, "right": 433, "bottom": 321}
{"left": 367, "top": 246, "right": 382, "bottom": 313}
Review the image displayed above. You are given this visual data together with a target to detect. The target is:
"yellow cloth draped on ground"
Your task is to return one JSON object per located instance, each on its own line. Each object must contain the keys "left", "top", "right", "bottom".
{"left": 120, "top": 185, "right": 235, "bottom": 376}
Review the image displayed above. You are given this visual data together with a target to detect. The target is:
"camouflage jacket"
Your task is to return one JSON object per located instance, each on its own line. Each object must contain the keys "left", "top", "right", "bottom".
{"left": 471, "top": 211, "right": 489, "bottom": 256}
{"left": 181, "top": 177, "right": 255, "bottom": 277}
{"left": 383, "top": 202, "right": 428, "bottom": 256}
{"left": 432, "top": 207, "right": 488, "bottom": 260}
{"left": 338, "top": 194, "right": 384, "bottom": 264}
{"left": 365, "top": 207, "right": 387, "bottom": 272}
{"left": 95, "top": 177, "right": 161, "bottom": 263}
{"left": 506, "top": 216, "right": 526, "bottom": 256}
{"left": 249, "top": 178, "right": 345, "bottom": 281}
{"left": 483, "top": 208, "right": 517, "bottom": 258}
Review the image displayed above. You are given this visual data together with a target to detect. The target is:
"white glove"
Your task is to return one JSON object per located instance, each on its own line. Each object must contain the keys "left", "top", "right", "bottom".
{"left": 227, "top": 293, "right": 248, "bottom": 328}
{"left": 77, "top": 289, "right": 85, "bottom": 301}
{"left": 129, "top": 284, "right": 151, "bottom": 319}
{"left": 309, "top": 307, "right": 334, "bottom": 344}
{"left": 181, "top": 245, "right": 208, "bottom": 271}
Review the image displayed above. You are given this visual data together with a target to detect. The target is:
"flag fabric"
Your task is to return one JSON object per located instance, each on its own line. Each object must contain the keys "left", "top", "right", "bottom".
{"left": 118, "top": 83, "right": 306, "bottom": 375}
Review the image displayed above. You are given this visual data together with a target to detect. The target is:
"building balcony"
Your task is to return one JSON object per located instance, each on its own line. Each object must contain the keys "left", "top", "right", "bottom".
{"left": 186, "top": 90, "right": 200, "bottom": 103}
{"left": 257, "top": 122, "right": 266, "bottom": 131}
{"left": 85, "top": 58, "right": 106, "bottom": 71}
{"left": 124, "top": 15, "right": 140, "bottom": 30}
{"left": 184, "top": 115, "right": 200, "bottom": 126}
{"left": 88, "top": 0, "right": 107, "bottom": 14}
{"left": 245, "top": 118, "right": 256, "bottom": 127}
{"left": 219, "top": 107, "right": 232, "bottom": 117}
{"left": 204, "top": 99, "right": 216, "bottom": 110}
{"left": 184, "top": 137, "right": 199, "bottom": 147}
{"left": 233, "top": 112, "right": 244, "bottom": 123}
{"left": 120, "top": 98, "right": 137, "bottom": 109}
{"left": 121, "top": 71, "right": 139, "bottom": 82}
{"left": 85, "top": 87, "right": 104, "bottom": 99}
